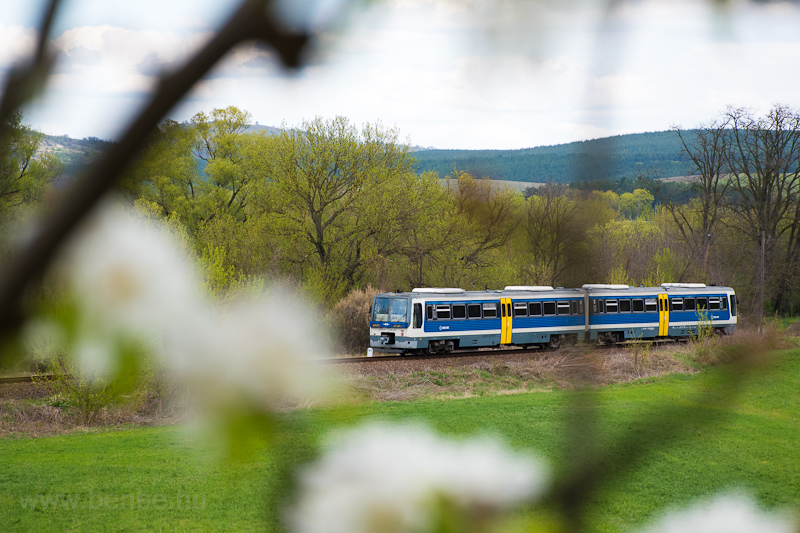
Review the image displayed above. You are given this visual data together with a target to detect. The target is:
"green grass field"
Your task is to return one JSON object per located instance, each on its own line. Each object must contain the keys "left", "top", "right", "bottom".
{"left": 1, "top": 350, "right": 798, "bottom": 532}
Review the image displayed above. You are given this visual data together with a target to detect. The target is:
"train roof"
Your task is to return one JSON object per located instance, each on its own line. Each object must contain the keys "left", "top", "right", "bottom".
{"left": 376, "top": 284, "right": 734, "bottom": 299}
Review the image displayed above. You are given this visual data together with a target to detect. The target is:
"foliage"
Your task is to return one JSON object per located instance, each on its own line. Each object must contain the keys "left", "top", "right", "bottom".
{"left": 254, "top": 116, "right": 433, "bottom": 301}
{"left": 0, "top": 110, "right": 63, "bottom": 232}
{"left": 690, "top": 307, "right": 722, "bottom": 365}
{"left": 111, "top": 104, "right": 800, "bottom": 317}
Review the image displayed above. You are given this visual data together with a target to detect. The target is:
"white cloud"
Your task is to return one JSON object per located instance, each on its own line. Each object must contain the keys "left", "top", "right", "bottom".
{"left": 11, "top": 0, "right": 800, "bottom": 147}
{"left": 0, "top": 24, "right": 36, "bottom": 69}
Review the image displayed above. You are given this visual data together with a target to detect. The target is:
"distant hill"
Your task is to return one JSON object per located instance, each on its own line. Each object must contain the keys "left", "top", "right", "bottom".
{"left": 40, "top": 135, "right": 114, "bottom": 182}
{"left": 43, "top": 129, "right": 698, "bottom": 185}
{"left": 413, "top": 131, "right": 696, "bottom": 183}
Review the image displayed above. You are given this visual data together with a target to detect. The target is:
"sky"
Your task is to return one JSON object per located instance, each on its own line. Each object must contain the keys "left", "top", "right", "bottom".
{"left": 2, "top": 0, "right": 800, "bottom": 150}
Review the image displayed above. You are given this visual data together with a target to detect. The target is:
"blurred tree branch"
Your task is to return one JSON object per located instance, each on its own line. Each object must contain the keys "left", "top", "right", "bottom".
{"left": 0, "top": 0, "right": 311, "bottom": 344}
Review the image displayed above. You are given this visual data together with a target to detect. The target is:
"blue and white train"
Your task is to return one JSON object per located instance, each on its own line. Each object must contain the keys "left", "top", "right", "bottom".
{"left": 369, "top": 284, "right": 737, "bottom": 354}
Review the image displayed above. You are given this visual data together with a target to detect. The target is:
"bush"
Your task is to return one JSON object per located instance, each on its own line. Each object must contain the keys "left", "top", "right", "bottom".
{"left": 33, "top": 357, "right": 129, "bottom": 425}
{"left": 329, "top": 286, "right": 380, "bottom": 355}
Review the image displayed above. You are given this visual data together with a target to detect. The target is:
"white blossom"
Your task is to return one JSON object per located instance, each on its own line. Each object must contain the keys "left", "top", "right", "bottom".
{"left": 639, "top": 493, "right": 795, "bottom": 533}
{"left": 288, "top": 422, "right": 549, "bottom": 533}
{"left": 61, "top": 202, "right": 203, "bottom": 365}
{"left": 57, "top": 203, "right": 331, "bottom": 408}
{"left": 175, "top": 289, "right": 332, "bottom": 410}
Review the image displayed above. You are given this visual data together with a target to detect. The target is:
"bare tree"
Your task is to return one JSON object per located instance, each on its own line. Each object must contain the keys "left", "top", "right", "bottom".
{"left": 644, "top": 119, "right": 731, "bottom": 277}
{"left": 522, "top": 183, "right": 578, "bottom": 286}
{"left": 450, "top": 173, "right": 520, "bottom": 269}
{"left": 724, "top": 104, "right": 800, "bottom": 324}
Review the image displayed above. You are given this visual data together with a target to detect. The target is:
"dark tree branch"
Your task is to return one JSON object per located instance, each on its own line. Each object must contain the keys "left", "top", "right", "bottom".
{"left": 0, "top": 0, "right": 311, "bottom": 341}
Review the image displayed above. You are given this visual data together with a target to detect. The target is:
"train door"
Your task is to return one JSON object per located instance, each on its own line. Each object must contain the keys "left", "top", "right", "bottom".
{"left": 658, "top": 294, "right": 669, "bottom": 336}
{"left": 500, "top": 297, "right": 513, "bottom": 344}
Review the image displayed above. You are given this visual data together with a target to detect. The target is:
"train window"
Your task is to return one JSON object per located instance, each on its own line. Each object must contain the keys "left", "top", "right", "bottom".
{"left": 645, "top": 298, "right": 657, "bottom": 312}
{"left": 632, "top": 299, "right": 644, "bottom": 312}
{"left": 483, "top": 303, "right": 497, "bottom": 318}
{"left": 413, "top": 304, "right": 422, "bottom": 328}
{"left": 597, "top": 300, "right": 605, "bottom": 314}
{"left": 452, "top": 304, "right": 466, "bottom": 319}
{"left": 468, "top": 304, "right": 482, "bottom": 318}
{"left": 529, "top": 302, "right": 542, "bottom": 316}
{"left": 427, "top": 305, "right": 433, "bottom": 320}
{"left": 721, "top": 297, "right": 728, "bottom": 309}
{"left": 684, "top": 298, "right": 696, "bottom": 311}
{"left": 571, "top": 301, "right": 579, "bottom": 315}
{"left": 435, "top": 305, "right": 451, "bottom": 320}
{"left": 696, "top": 297, "right": 707, "bottom": 310}
{"left": 671, "top": 298, "right": 683, "bottom": 312}
{"left": 514, "top": 303, "right": 528, "bottom": 317}
{"left": 389, "top": 299, "right": 408, "bottom": 322}
{"left": 730, "top": 295, "right": 737, "bottom": 316}
{"left": 709, "top": 297, "right": 721, "bottom": 310}
{"left": 619, "top": 299, "right": 631, "bottom": 312}
{"left": 606, "top": 300, "right": 618, "bottom": 313}
{"left": 557, "top": 301, "right": 570, "bottom": 315}
{"left": 373, "top": 298, "right": 391, "bottom": 321}
{"left": 543, "top": 302, "right": 556, "bottom": 315}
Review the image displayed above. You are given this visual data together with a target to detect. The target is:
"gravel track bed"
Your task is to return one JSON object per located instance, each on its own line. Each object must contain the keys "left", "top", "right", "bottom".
{"left": 333, "top": 350, "right": 557, "bottom": 377}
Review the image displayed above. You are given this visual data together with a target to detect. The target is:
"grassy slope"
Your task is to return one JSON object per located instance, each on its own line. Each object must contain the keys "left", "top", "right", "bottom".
{"left": 1, "top": 351, "right": 798, "bottom": 532}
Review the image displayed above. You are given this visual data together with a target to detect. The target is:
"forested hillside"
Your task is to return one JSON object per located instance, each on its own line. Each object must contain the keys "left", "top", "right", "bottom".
{"left": 47, "top": 129, "right": 697, "bottom": 185}
{"left": 414, "top": 131, "right": 696, "bottom": 183}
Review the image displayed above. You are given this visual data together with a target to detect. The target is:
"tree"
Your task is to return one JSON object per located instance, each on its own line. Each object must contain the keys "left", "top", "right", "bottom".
{"left": 191, "top": 106, "right": 253, "bottom": 217}
{"left": 258, "top": 116, "right": 420, "bottom": 300}
{"left": 120, "top": 119, "right": 199, "bottom": 225}
{"left": 645, "top": 120, "right": 731, "bottom": 277}
{"left": 0, "top": 110, "right": 63, "bottom": 218}
{"left": 724, "top": 105, "right": 800, "bottom": 322}
{"left": 521, "top": 184, "right": 578, "bottom": 286}
{"left": 447, "top": 172, "right": 520, "bottom": 270}
{"left": 122, "top": 106, "right": 257, "bottom": 231}
{"left": 618, "top": 188, "right": 654, "bottom": 219}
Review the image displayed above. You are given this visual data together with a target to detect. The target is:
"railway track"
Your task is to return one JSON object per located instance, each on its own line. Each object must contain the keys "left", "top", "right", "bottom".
{"left": 322, "top": 338, "right": 682, "bottom": 364}
{"left": 0, "top": 374, "right": 57, "bottom": 385}
{"left": 321, "top": 347, "right": 550, "bottom": 364}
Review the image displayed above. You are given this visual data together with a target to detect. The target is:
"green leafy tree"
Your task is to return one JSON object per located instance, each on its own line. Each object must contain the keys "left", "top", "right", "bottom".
{"left": 191, "top": 106, "right": 254, "bottom": 217}
{"left": 120, "top": 119, "right": 200, "bottom": 226}
{"left": 257, "top": 116, "right": 420, "bottom": 301}
{"left": 0, "top": 110, "right": 63, "bottom": 218}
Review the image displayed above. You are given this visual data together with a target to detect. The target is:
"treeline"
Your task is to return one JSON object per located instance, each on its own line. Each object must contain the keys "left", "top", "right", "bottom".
{"left": 414, "top": 131, "right": 696, "bottom": 183}
{"left": 5, "top": 105, "right": 800, "bottom": 322}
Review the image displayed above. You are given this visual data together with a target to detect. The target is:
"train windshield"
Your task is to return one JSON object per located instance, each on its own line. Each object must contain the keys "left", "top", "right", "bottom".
{"left": 372, "top": 297, "right": 409, "bottom": 323}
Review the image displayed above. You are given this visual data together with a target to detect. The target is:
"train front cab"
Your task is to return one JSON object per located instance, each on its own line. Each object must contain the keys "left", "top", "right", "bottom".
{"left": 369, "top": 293, "right": 426, "bottom": 354}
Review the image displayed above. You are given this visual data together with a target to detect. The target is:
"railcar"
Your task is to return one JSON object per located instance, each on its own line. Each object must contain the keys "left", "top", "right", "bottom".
{"left": 368, "top": 283, "right": 737, "bottom": 355}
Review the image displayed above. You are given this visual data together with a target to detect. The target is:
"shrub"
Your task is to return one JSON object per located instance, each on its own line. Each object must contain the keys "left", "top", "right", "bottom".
{"left": 329, "top": 286, "right": 380, "bottom": 355}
